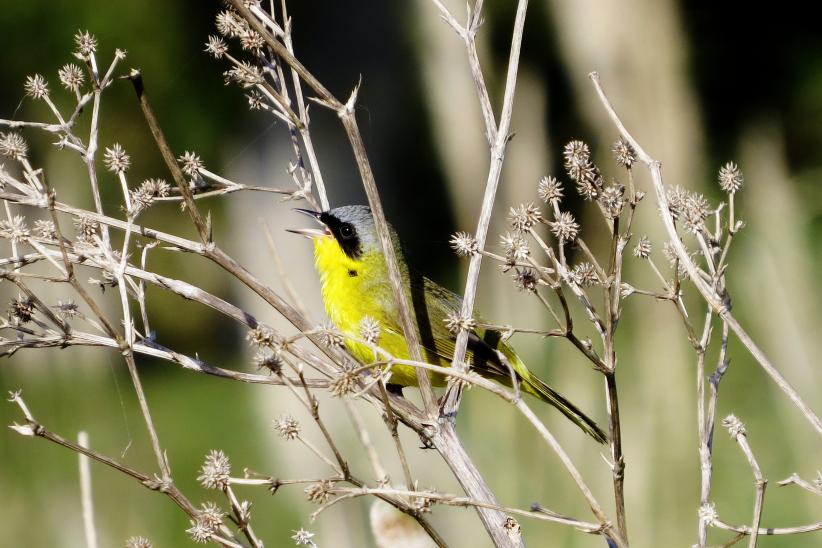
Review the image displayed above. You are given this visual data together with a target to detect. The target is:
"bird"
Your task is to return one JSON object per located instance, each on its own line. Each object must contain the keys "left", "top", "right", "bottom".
{"left": 288, "top": 205, "right": 607, "bottom": 443}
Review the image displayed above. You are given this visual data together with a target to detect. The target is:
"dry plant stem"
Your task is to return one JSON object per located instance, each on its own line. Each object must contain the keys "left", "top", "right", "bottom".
{"left": 43, "top": 189, "right": 171, "bottom": 480}
{"left": 224, "top": 484, "right": 263, "bottom": 548}
{"left": 376, "top": 379, "right": 415, "bottom": 489}
{"left": 343, "top": 401, "right": 389, "bottom": 484}
{"left": 696, "top": 310, "right": 717, "bottom": 547}
{"left": 78, "top": 431, "right": 98, "bottom": 548}
{"left": 325, "top": 486, "right": 602, "bottom": 532}
{"left": 727, "top": 422, "right": 767, "bottom": 548}
{"left": 777, "top": 474, "right": 822, "bottom": 496}
{"left": 712, "top": 519, "right": 822, "bottom": 536}
{"left": 442, "top": 0, "right": 529, "bottom": 421}
{"left": 8, "top": 394, "right": 201, "bottom": 521}
{"left": 589, "top": 72, "right": 822, "bottom": 436}
{"left": 515, "top": 400, "right": 627, "bottom": 548}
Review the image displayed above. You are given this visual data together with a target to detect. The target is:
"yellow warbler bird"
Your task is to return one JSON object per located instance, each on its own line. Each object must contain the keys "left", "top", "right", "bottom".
{"left": 289, "top": 205, "right": 606, "bottom": 443}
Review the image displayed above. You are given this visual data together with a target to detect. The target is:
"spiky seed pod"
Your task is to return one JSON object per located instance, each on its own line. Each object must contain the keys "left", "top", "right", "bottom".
{"left": 274, "top": 415, "right": 301, "bottom": 440}
{"left": 537, "top": 176, "right": 563, "bottom": 204}
{"left": 611, "top": 137, "right": 637, "bottom": 168}
{"left": 450, "top": 231, "right": 478, "bottom": 256}
{"left": 549, "top": 211, "right": 579, "bottom": 242}
{"left": 718, "top": 162, "right": 743, "bottom": 193}
{"left": 633, "top": 235, "right": 652, "bottom": 258}
{"left": 197, "top": 450, "right": 231, "bottom": 490}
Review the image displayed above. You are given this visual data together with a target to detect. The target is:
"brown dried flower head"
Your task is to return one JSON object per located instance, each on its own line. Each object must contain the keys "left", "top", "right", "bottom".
{"left": 254, "top": 349, "right": 283, "bottom": 374}
{"left": 178, "top": 151, "right": 204, "bottom": 177}
{"left": 572, "top": 262, "right": 599, "bottom": 287}
{"left": 304, "top": 480, "right": 335, "bottom": 504}
{"left": 611, "top": 137, "right": 636, "bottom": 168}
{"left": 9, "top": 295, "right": 35, "bottom": 324}
{"left": 444, "top": 311, "right": 476, "bottom": 334}
{"left": 224, "top": 61, "right": 263, "bottom": 88}
{"left": 58, "top": 64, "right": 85, "bottom": 91}
{"left": 718, "top": 162, "right": 743, "bottom": 193}
{"left": 198, "top": 502, "right": 225, "bottom": 530}
{"left": 537, "top": 176, "right": 563, "bottom": 204}
{"left": 215, "top": 10, "right": 245, "bottom": 38}
{"left": 549, "top": 211, "right": 579, "bottom": 242}
{"left": 633, "top": 235, "right": 652, "bottom": 259}
{"left": 599, "top": 185, "right": 625, "bottom": 218}
{"left": 563, "top": 140, "right": 591, "bottom": 168}
{"left": 274, "top": 414, "right": 300, "bottom": 440}
{"left": 513, "top": 268, "right": 538, "bottom": 292}
{"left": 104, "top": 144, "right": 131, "bottom": 174}
{"left": 319, "top": 321, "right": 345, "bottom": 348}
{"left": 0, "top": 215, "right": 30, "bottom": 242}
{"left": 359, "top": 315, "right": 381, "bottom": 345}
{"left": 292, "top": 529, "right": 316, "bottom": 546}
{"left": 33, "top": 219, "right": 57, "bottom": 240}
{"left": 329, "top": 368, "right": 359, "bottom": 397}
{"left": 0, "top": 132, "right": 28, "bottom": 161}
{"left": 500, "top": 232, "right": 529, "bottom": 263}
{"left": 450, "top": 231, "right": 478, "bottom": 256}
{"left": 125, "top": 537, "right": 152, "bottom": 548}
{"left": 509, "top": 203, "right": 541, "bottom": 233}
{"left": 197, "top": 450, "right": 231, "bottom": 490}
{"left": 205, "top": 35, "right": 229, "bottom": 59}
{"left": 24, "top": 74, "right": 49, "bottom": 100}
{"left": 186, "top": 518, "right": 214, "bottom": 544}
{"left": 246, "top": 325, "right": 277, "bottom": 348}
{"left": 74, "top": 30, "right": 97, "bottom": 57}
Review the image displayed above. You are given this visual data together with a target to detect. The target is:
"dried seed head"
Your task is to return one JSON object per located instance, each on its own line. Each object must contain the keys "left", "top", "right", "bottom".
{"left": 721, "top": 414, "right": 746, "bottom": 438}
{"left": 329, "top": 368, "right": 359, "bottom": 397}
{"left": 246, "top": 90, "right": 265, "bottom": 110}
{"left": 104, "top": 144, "right": 131, "bottom": 174}
{"left": 246, "top": 325, "right": 277, "bottom": 348}
{"left": 611, "top": 137, "right": 636, "bottom": 168}
{"left": 549, "top": 211, "right": 579, "bottom": 242}
{"left": 55, "top": 299, "right": 80, "bottom": 319}
{"left": 450, "top": 231, "right": 478, "bottom": 256}
{"left": 74, "top": 216, "right": 99, "bottom": 242}
{"left": 682, "top": 193, "right": 710, "bottom": 234}
{"left": 24, "top": 74, "right": 49, "bottom": 100}
{"left": 718, "top": 162, "right": 743, "bottom": 193}
{"left": 9, "top": 295, "right": 35, "bottom": 324}
{"left": 359, "top": 315, "right": 381, "bottom": 345}
{"left": 0, "top": 215, "right": 30, "bottom": 243}
{"left": 253, "top": 349, "right": 283, "bottom": 374}
{"left": 224, "top": 61, "right": 263, "bottom": 88}
{"left": 131, "top": 178, "right": 171, "bottom": 215}
{"left": 125, "top": 537, "right": 152, "bottom": 548}
{"left": 572, "top": 262, "right": 599, "bottom": 287}
{"left": 513, "top": 268, "right": 538, "bottom": 292}
{"left": 666, "top": 186, "right": 688, "bottom": 220}
{"left": 0, "top": 132, "right": 28, "bottom": 161}
{"left": 633, "top": 235, "right": 652, "bottom": 259}
{"left": 198, "top": 502, "right": 225, "bottom": 529}
{"left": 186, "top": 518, "right": 214, "bottom": 544}
{"left": 205, "top": 35, "right": 228, "bottom": 59}
{"left": 58, "top": 64, "right": 85, "bottom": 92}
{"left": 563, "top": 140, "right": 591, "bottom": 168}
{"left": 444, "top": 311, "right": 476, "bottom": 334}
{"left": 499, "top": 232, "right": 530, "bottom": 263}
{"left": 319, "top": 321, "right": 345, "bottom": 348}
{"left": 178, "top": 151, "right": 204, "bottom": 177}
{"left": 509, "top": 203, "right": 541, "bottom": 233}
{"left": 215, "top": 10, "right": 245, "bottom": 38}
{"left": 537, "top": 176, "right": 563, "bottom": 204}
{"left": 599, "top": 185, "right": 625, "bottom": 218}
{"left": 240, "top": 29, "right": 266, "bottom": 54}
{"left": 304, "top": 480, "right": 335, "bottom": 504}
{"left": 34, "top": 219, "right": 57, "bottom": 240}
{"left": 74, "top": 30, "right": 98, "bottom": 57}
{"left": 662, "top": 242, "right": 691, "bottom": 278}
{"left": 197, "top": 450, "right": 231, "bottom": 490}
{"left": 292, "top": 529, "right": 316, "bottom": 546}
{"left": 274, "top": 415, "right": 300, "bottom": 440}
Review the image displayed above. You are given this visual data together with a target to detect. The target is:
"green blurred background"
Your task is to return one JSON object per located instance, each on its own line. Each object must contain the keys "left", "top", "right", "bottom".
{"left": 1, "top": 1, "right": 821, "bottom": 546}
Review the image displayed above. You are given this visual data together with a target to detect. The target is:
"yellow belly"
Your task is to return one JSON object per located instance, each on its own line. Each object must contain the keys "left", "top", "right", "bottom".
{"left": 314, "top": 237, "right": 444, "bottom": 387}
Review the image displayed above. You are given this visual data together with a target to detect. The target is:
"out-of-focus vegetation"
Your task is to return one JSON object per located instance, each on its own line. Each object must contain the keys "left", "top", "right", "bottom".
{"left": 1, "top": 1, "right": 820, "bottom": 546}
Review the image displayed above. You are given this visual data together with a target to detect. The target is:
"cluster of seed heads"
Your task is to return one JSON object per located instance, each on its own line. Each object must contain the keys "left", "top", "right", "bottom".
{"left": 130, "top": 179, "right": 171, "bottom": 215}
{"left": 304, "top": 480, "right": 335, "bottom": 504}
{"left": 274, "top": 414, "right": 301, "bottom": 440}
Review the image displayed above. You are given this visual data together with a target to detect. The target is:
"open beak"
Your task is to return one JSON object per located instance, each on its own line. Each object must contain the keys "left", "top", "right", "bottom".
{"left": 286, "top": 208, "right": 331, "bottom": 239}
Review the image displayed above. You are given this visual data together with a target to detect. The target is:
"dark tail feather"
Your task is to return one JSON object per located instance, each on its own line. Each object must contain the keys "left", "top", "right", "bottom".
{"left": 522, "top": 373, "right": 608, "bottom": 444}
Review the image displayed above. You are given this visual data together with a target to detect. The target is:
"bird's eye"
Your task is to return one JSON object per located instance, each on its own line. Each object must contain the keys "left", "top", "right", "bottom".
{"left": 339, "top": 224, "right": 354, "bottom": 239}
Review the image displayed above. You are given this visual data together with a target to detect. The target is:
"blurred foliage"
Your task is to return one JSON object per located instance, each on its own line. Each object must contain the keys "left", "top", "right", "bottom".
{"left": 1, "top": 1, "right": 821, "bottom": 547}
